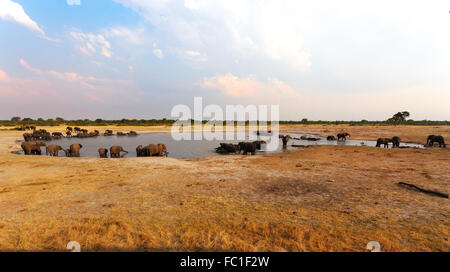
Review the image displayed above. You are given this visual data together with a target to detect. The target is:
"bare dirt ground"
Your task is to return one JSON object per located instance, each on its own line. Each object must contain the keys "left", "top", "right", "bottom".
{"left": 0, "top": 125, "right": 448, "bottom": 251}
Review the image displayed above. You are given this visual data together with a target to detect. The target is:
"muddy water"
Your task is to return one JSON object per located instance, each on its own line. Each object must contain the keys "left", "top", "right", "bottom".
{"left": 26, "top": 132, "right": 424, "bottom": 158}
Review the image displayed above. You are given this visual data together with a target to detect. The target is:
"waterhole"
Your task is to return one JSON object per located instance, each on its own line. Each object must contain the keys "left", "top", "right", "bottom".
{"left": 19, "top": 132, "right": 424, "bottom": 158}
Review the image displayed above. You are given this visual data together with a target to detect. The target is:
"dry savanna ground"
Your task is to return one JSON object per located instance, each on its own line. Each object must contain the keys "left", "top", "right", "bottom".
{"left": 0, "top": 125, "right": 448, "bottom": 251}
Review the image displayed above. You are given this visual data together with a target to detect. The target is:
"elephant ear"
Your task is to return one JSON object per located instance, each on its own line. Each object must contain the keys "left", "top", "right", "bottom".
{"left": 80, "top": 144, "right": 83, "bottom": 148}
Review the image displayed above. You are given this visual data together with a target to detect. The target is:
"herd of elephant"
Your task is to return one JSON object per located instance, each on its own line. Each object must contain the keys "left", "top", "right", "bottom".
{"left": 214, "top": 132, "right": 446, "bottom": 154}
{"left": 21, "top": 141, "right": 169, "bottom": 158}
{"left": 22, "top": 127, "right": 138, "bottom": 142}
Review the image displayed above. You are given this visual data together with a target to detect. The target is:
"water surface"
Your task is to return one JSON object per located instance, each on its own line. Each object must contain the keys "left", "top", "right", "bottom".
{"left": 23, "top": 132, "right": 424, "bottom": 158}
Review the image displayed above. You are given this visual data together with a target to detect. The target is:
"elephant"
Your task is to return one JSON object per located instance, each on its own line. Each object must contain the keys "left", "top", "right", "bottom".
{"left": 104, "top": 130, "right": 113, "bottom": 136}
{"left": 88, "top": 132, "right": 99, "bottom": 137}
{"left": 117, "top": 132, "right": 127, "bottom": 136}
{"left": 337, "top": 133, "right": 350, "bottom": 141}
{"left": 76, "top": 132, "right": 89, "bottom": 138}
{"left": 30, "top": 126, "right": 36, "bottom": 131}
{"left": 142, "top": 144, "right": 166, "bottom": 157}
{"left": 46, "top": 145, "right": 63, "bottom": 156}
{"left": 391, "top": 136, "right": 401, "bottom": 148}
{"left": 128, "top": 131, "right": 138, "bottom": 136}
{"left": 70, "top": 144, "right": 83, "bottom": 157}
{"left": 64, "top": 149, "right": 72, "bottom": 157}
{"left": 253, "top": 140, "right": 266, "bottom": 150}
{"left": 427, "top": 135, "right": 446, "bottom": 148}
{"left": 74, "top": 127, "right": 81, "bottom": 132}
{"left": 157, "top": 144, "right": 168, "bottom": 157}
{"left": 376, "top": 138, "right": 391, "bottom": 148}
{"left": 66, "top": 131, "right": 72, "bottom": 137}
{"left": 136, "top": 145, "right": 145, "bottom": 157}
{"left": 110, "top": 146, "right": 128, "bottom": 158}
{"left": 98, "top": 148, "right": 109, "bottom": 158}
{"left": 279, "top": 135, "right": 291, "bottom": 146}
{"left": 238, "top": 142, "right": 256, "bottom": 155}
{"left": 327, "top": 136, "right": 336, "bottom": 141}
{"left": 23, "top": 133, "right": 33, "bottom": 142}
{"left": 66, "top": 127, "right": 73, "bottom": 132}
{"left": 21, "top": 141, "right": 46, "bottom": 155}
{"left": 216, "top": 143, "right": 240, "bottom": 154}
{"left": 52, "top": 132, "right": 63, "bottom": 137}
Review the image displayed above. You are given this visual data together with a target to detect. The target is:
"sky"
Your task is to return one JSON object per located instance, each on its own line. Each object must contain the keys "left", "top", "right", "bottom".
{"left": 0, "top": 0, "right": 449, "bottom": 121}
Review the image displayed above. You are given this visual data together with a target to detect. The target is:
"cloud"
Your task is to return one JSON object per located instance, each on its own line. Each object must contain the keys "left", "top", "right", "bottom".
{"left": 19, "top": 59, "right": 132, "bottom": 91}
{"left": 153, "top": 48, "right": 164, "bottom": 59}
{"left": 104, "top": 26, "right": 146, "bottom": 45}
{"left": 0, "top": 70, "right": 10, "bottom": 82}
{"left": 70, "top": 31, "right": 113, "bottom": 58}
{"left": 67, "top": 0, "right": 81, "bottom": 6}
{"left": 113, "top": 0, "right": 312, "bottom": 71}
{"left": 0, "top": 0, "right": 44, "bottom": 35}
{"left": 199, "top": 73, "right": 301, "bottom": 104}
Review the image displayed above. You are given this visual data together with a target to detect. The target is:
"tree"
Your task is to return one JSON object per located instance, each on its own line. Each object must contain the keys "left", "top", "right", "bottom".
{"left": 387, "top": 111, "right": 410, "bottom": 125}
{"left": 11, "top": 116, "right": 21, "bottom": 122}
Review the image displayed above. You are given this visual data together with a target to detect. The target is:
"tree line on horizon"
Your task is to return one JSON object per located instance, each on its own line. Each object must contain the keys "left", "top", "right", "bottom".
{"left": 2, "top": 112, "right": 449, "bottom": 127}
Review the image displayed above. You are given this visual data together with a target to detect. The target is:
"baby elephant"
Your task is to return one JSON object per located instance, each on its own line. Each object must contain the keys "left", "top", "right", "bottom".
{"left": 98, "top": 148, "right": 109, "bottom": 158}
{"left": 46, "top": 145, "right": 64, "bottom": 156}
{"left": 64, "top": 149, "right": 71, "bottom": 157}
{"left": 110, "top": 146, "right": 128, "bottom": 158}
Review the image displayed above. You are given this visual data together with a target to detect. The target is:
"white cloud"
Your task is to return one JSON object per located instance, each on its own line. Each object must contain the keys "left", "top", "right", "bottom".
{"left": 67, "top": 0, "right": 81, "bottom": 6}
{"left": 104, "top": 26, "right": 146, "bottom": 44}
{"left": 70, "top": 31, "right": 113, "bottom": 58}
{"left": 0, "top": 0, "right": 44, "bottom": 35}
{"left": 113, "top": 0, "right": 312, "bottom": 71}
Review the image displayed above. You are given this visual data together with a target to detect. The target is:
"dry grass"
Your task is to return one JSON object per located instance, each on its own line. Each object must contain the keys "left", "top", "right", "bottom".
{"left": 0, "top": 125, "right": 449, "bottom": 251}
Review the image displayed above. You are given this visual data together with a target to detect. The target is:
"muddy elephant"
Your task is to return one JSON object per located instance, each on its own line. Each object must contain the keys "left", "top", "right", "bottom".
{"left": 110, "top": 146, "right": 128, "bottom": 158}
{"left": 337, "top": 133, "right": 350, "bottom": 141}
{"left": 427, "top": 135, "right": 446, "bottom": 148}
{"left": 128, "top": 131, "right": 138, "bottom": 136}
{"left": 21, "top": 141, "right": 46, "bottom": 155}
{"left": 66, "top": 127, "right": 73, "bottom": 132}
{"left": 70, "top": 144, "right": 83, "bottom": 157}
{"left": 98, "top": 148, "right": 109, "bottom": 158}
{"left": 327, "top": 136, "right": 336, "bottom": 141}
{"left": 46, "top": 145, "right": 63, "bottom": 156}
{"left": 238, "top": 142, "right": 256, "bottom": 155}
{"left": 143, "top": 144, "right": 167, "bottom": 157}
{"left": 117, "top": 132, "right": 127, "bottom": 136}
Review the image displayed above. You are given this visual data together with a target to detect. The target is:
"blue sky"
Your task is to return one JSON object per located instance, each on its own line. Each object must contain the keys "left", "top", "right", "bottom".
{"left": 0, "top": 0, "right": 449, "bottom": 120}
